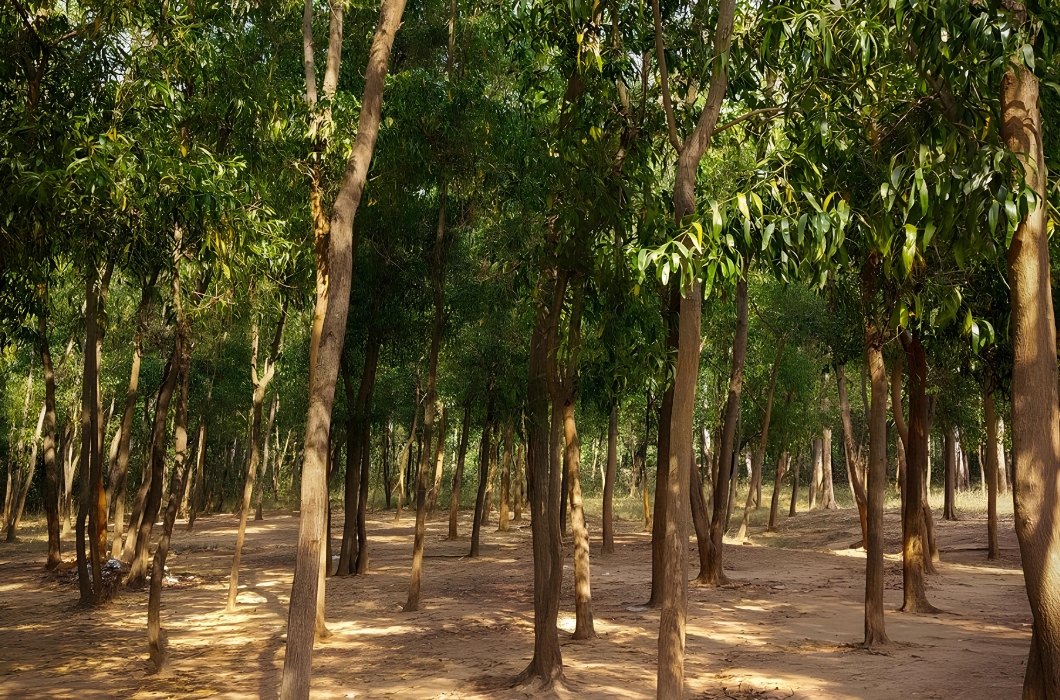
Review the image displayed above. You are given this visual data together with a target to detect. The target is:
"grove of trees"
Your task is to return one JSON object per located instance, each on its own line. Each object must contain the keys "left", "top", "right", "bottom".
{"left": 2, "top": 0, "right": 1060, "bottom": 696}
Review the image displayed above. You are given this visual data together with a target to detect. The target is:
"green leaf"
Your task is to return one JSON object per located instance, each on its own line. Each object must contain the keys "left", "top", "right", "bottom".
{"left": 737, "top": 193, "right": 751, "bottom": 221}
{"left": 902, "top": 224, "right": 917, "bottom": 273}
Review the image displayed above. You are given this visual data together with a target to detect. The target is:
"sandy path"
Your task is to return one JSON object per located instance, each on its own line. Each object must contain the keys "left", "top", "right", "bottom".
{"left": 0, "top": 502, "right": 1029, "bottom": 699}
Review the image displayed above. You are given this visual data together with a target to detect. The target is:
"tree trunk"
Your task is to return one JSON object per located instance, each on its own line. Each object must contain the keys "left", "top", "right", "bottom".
{"left": 737, "top": 338, "right": 785, "bottom": 540}
{"left": 498, "top": 421, "right": 512, "bottom": 531}
{"left": 943, "top": 426, "right": 957, "bottom": 520}
{"left": 562, "top": 400, "right": 594, "bottom": 639}
{"left": 837, "top": 365, "right": 867, "bottom": 547}
{"left": 789, "top": 450, "right": 800, "bottom": 517}
{"left": 228, "top": 301, "right": 287, "bottom": 610}
{"left": 470, "top": 389, "right": 495, "bottom": 558}
{"left": 808, "top": 438, "right": 822, "bottom": 510}
{"left": 448, "top": 402, "right": 471, "bottom": 539}
{"left": 821, "top": 428, "right": 837, "bottom": 509}
{"left": 700, "top": 272, "right": 748, "bottom": 586}
{"left": 985, "top": 382, "right": 1000, "bottom": 561}
{"left": 1000, "top": 57, "right": 1060, "bottom": 698}
{"left": 148, "top": 269, "right": 192, "bottom": 674}
{"left": 863, "top": 333, "right": 890, "bottom": 647}
{"left": 354, "top": 417, "right": 372, "bottom": 574}
{"left": 39, "top": 309, "right": 61, "bottom": 568}
{"left": 107, "top": 277, "right": 153, "bottom": 552}
{"left": 767, "top": 452, "right": 788, "bottom": 532}
{"left": 514, "top": 276, "right": 563, "bottom": 688}
{"left": 689, "top": 447, "right": 711, "bottom": 579}
{"left": 602, "top": 403, "right": 618, "bottom": 554}
{"left": 255, "top": 392, "right": 280, "bottom": 520}
{"left": 898, "top": 330, "right": 938, "bottom": 614}
{"left": 337, "top": 332, "right": 379, "bottom": 575}
{"left": 649, "top": 290, "right": 678, "bottom": 607}
{"left": 428, "top": 405, "right": 447, "bottom": 515}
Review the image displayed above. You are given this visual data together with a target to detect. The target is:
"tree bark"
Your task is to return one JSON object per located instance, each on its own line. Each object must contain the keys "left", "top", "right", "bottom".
{"left": 863, "top": 332, "right": 890, "bottom": 647}
{"left": 767, "top": 452, "right": 788, "bottom": 532}
{"left": 562, "top": 400, "right": 594, "bottom": 638}
{"left": 837, "top": 364, "right": 867, "bottom": 547}
{"left": 514, "top": 275, "right": 563, "bottom": 688}
{"left": 448, "top": 402, "right": 472, "bottom": 539}
{"left": 279, "top": 0, "right": 405, "bottom": 695}
{"left": 470, "top": 389, "right": 495, "bottom": 558}
{"left": 498, "top": 421, "right": 512, "bottom": 531}
{"left": 228, "top": 303, "right": 287, "bottom": 611}
{"left": 737, "top": 338, "right": 785, "bottom": 540}
{"left": 898, "top": 330, "right": 939, "bottom": 614}
{"left": 648, "top": 290, "right": 678, "bottom": 607}
{"left": 943, "top": 426, "right": 958, "bottom": 520}
{"left": 601, "top": 403, "right": 618, "bottom": 554}
{"left": 789, "top": 449, "right": 800, "bottom": 517}
{"left": 39, "top": 308, "right": 61, "bottom": 568}
{"left": 985, "top": 381, "right": 1000, "bottom": 560}
{"left": 148, "top": 261, "right": 192, "bottom": 674}
{"left": 700, "top": 271, "right": 748, "bottom": 586}
{"left": 1000, "top": 56, "right": 1060, "bottom": 698}
{"left": 337, "top": 332, "right": 379, "bottom": 575}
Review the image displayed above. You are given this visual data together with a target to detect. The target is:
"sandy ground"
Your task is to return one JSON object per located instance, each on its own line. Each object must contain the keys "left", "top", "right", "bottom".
{"left": 0, "top": 496, "right": 1030, "bottom": 699}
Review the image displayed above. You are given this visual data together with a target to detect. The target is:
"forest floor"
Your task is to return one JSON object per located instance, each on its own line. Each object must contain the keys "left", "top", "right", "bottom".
{"left": 0, "top": 489, "right": 1030, "bottom": 699}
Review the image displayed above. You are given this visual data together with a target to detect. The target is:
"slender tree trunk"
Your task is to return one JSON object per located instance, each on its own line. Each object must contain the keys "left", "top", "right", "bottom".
{"left": 700, "top": 272, "right": 748, "bottom": 586}
{"left": 837, "top": 365, "right": 868, "bottom": 547}
{"left": 39, "top": 309, "right": 61, "bottom": 568}
{"left": 601, "top": 403, "right": 618, "bottom": 554}
{"left": 148, "top": 270, "right": 192, "bottom": 674}
{"left": 228, "top": 301, "right": 287, "bottom": 611}
{"left": 808, "top": 439, "right": 821, "bottom": 510}
{"left": 899, "top": 330, "right": 938, "bottom": 614}
{"left": 354, "top": 416, "right": 372, "bottom": 574}
{"left": 943, "top": 426, "right": 957, "bottom": 520}
{"left": 255, "top": 393, "right": 279, "bottom": 520}
{"left": 498, "top": 422, "right": 512, "bottom": 531}
{"left": 985, "top": 382, "right": 1000, "bottom": 560}
{"left": 649, "top": 290, "right": 678, "bottom": 607}
{"left": 428, "top": 405, "right": 447, "bottom": 515}
{"left": 338, "top": 333, "right": 379, "bottom": 575}
{"left": 689, "top": 449, "right": 711, "bottom": 580}
{"left": 107, "top": 278, "right": 153, "bottom": 552}
{"left": 448, "top": 402, "right": 471, "bottom": 539}
{"left": 863, "top": 332, "right": 890, "bottom": 647}
{"left": 394, "top": 396, "right": 418, "bottom": 522}
{"left": 789, "top": 450, "right": 800, "bottom": 517}
{"left": 560, "top": 400, "right": 594, "bottom": 638}
{"left": 514, "top": 439, "right": 526, "bottom": 522}
{"left": 737, "top": 338, "right": 785, "bottom": 540}
{"left": 767, "top": 452, "right": 788, "bottom": 532}
{"left": 821, "top": 428, "right": 837, "bottom": 509}
{"left": 7, "top": 406, "right": 44, "bottom": 541}
{"left": 470, "top": 399, "right": 494, "bottom": 558}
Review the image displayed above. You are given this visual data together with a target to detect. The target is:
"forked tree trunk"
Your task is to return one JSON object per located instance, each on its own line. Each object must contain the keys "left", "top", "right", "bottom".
{"left": 737, "top": 338, "right": 785, "bottom": 541}
{"left": 255, "top": 393, "right": 280, "bottom": 520}
{"left": 39, "top": 309, "right": 61, "bottom": 568}
{"left": 278, "top": 1, "right": 406, "bottom": 695}
{"left": 602, "top": 404, "right": 618, "bottom": 554}
{"left": 863, "top": 331, "right": 890, "bottom": 648}
{"left": 1001, "top": 57, "right": 1060, "bottom": 698}
{"left": 899, "top": 330, "right": 938, "bottom": 614}
{"left": 448, "top": 402, "right": 471, "bottom": 539}
{"left": 767, "top": 452, "right": 789, "bottom": 532}
{"left": 837, "top": 365, "right": 867, "bottom": 547}
{"left": 700, "top": 272, "right": 748, "bottom": 586}
{"left": 984, "top": 382, "right": 1000, "bottom": 561}
{"left": 394, "top": 395, "right": 419, "bottom": 522}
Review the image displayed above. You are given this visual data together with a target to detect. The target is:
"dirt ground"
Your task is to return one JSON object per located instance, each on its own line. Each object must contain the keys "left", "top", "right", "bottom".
{"left": 0, "top": 495, "right": 1030, "bottom": 699}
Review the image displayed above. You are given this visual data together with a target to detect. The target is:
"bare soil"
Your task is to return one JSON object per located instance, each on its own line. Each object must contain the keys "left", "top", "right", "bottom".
{"left": 0, "top": 497, "right": 1029, "bottom": 699}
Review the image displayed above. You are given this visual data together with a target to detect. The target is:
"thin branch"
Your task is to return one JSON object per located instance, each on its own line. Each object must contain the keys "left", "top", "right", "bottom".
{"left": 650, "top": 0, "right": 681, "bottom": 153}
{"left": 714, "top": 105, "right": 785, "bottom": 135}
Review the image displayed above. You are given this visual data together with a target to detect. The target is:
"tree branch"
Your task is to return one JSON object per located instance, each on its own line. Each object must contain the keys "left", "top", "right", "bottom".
{"left": 650, "top": 0, "right": 681, "bottom": 153}
{"left": 713, "top": 106, "right": 785, "bottom": 136}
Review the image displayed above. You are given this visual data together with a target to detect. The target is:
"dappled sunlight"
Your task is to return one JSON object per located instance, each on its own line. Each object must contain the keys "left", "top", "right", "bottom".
{"left": 0, "top": 506, "right": 1030, "bottom": 698}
